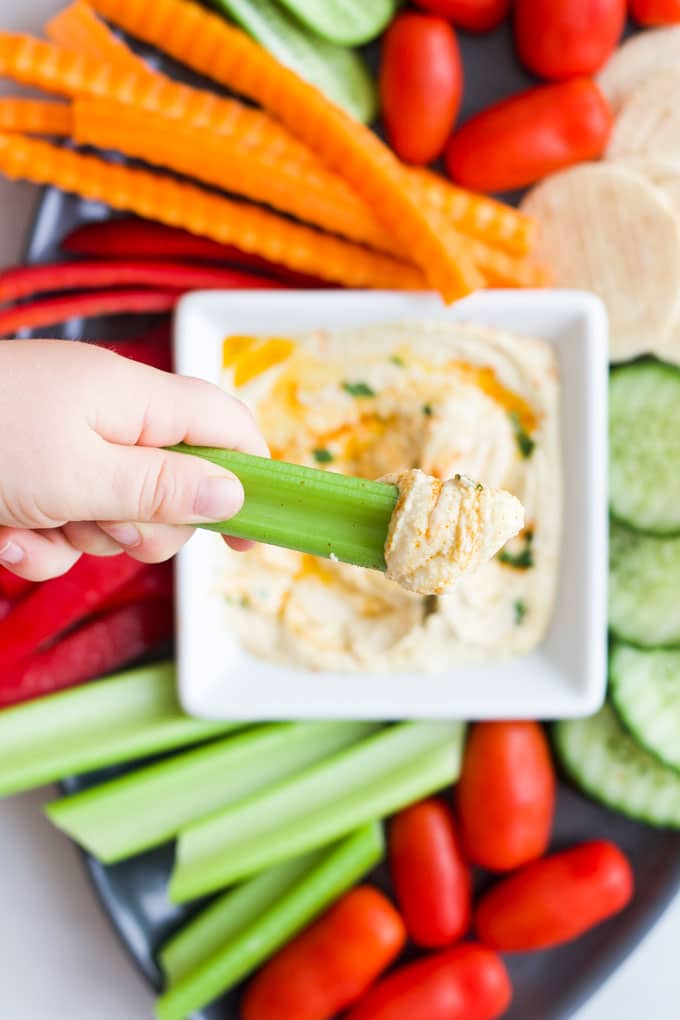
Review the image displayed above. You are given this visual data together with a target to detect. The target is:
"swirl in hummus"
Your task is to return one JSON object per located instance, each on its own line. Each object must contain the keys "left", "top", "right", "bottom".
{"left": 219, "top": 320, "right": 561, "bottom": 673}
{"left": 383, "top": 470, "right": 524, "bottom": 595}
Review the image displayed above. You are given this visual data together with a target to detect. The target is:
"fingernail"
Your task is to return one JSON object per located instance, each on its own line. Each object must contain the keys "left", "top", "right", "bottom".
{"left": 195, "top": 476, "right": 243, "bottom": 521}
{"left": 104, "top": 523, "right": 142, "bottom": 549}
{"left": 0, "top": 540, "right": 24, "bottom": 565}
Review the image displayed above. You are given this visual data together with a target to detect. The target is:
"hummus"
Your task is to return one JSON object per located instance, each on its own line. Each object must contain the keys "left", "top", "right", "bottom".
{"left": 383, "top": 470, "right": 524, "bottom": 595}
{"left": 219, "top": 320, "right": 561, "bottom": 673}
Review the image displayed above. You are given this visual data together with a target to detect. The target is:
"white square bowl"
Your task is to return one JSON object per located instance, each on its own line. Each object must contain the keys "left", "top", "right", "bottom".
{"left": 174, "top": 290, "right": 608, "bottom": 720}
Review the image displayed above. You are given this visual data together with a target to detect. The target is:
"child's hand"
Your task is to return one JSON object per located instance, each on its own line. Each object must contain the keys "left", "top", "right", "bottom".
{"left": 0, "top": 340, "right": 269, "bottom": 580}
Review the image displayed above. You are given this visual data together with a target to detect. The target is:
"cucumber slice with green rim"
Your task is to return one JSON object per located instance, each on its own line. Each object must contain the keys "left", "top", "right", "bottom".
{"left": 275, "top": 0, "right": 397, "bottom": 46}
{"left": 610, "top": 359, "right": 680, "bottom": 535}
{"left": 554, "top": 703, "right": 680, "bottom": 829}
{"left": 610, "top": 641, "right": 680, "bottom": 772}
{"left": 212, "top": 0, "right": 378, "bottom": 123}
{"left": 609, "top": 522, "right": 680, "bottom": 647}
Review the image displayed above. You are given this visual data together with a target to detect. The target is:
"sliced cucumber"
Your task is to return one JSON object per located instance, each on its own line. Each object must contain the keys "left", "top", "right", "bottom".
{"left": 609, "top": 522, "right": 680, "bottom": 647}
{"left": 610, "top": 641, "right": 680, "bottom": 772}
{"left": 610, "top": 359, "right": 680, "bottom": 534}
{"left": 554, "top": 703, "right": 680, "bottom": 829}
{"left": 275, "top": 0, "right": 397, "bottom": 46}
{"left": 213, "top": 0, "right": 378, "bottom": 123}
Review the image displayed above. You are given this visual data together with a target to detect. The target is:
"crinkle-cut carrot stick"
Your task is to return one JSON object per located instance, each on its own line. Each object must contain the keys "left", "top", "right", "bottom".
{"left": 88, "top": 0, "right": 483, "bottom": 300}
{"left": 0, "top": 98, "right": 72, "bottom": 136}
{"left": 71, "top": 98, "right": 544, "bottom": 284}
{"left": 0, "top": 133, "right": 427, "bottom": 291}
{"left": 406, "top": 168, "right": 537, "bottom": 258}
{"left": 0, "top": 33, "right": 317, "bottom": 166}
{"left": 72, "top": 97, "right": 396, "bottom": 254}
{"left": 0, "top": 35, "right": 533, "bottom": 261}
{"left": 46, "top": 1, "right": 152, "bottom": 77}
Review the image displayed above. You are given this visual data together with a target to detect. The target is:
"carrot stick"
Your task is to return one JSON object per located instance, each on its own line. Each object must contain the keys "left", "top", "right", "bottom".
{"left": 46, "top": 1, "right": 152, "bottom": 77}
{"left": 0, "top": 133, "right": 426, "bottom": 290}
{"left": 72, "top": 96, "right": 396, "bottom": 254}
{"left": 71, "top": 97, "right": 544, "bottom": 284}
{"left": 0, "top": 34, "right": 533, "bottom": 260}
{"left": 0, "top": 98, "right": 72, "bottom": 136}
{"left": 406, "top": 168, "right": 537, "bottom": 258}
{"left": 88, "top": 0, "right": 483, "bottom": 300}
{"left": 0, "top": 33, "right": 317, "bottom": 166}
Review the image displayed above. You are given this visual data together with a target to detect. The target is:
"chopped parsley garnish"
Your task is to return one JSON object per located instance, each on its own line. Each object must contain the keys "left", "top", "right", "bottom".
{"left": 509, "top": 410, "right": 536, "bottom": 459}
{"left": 498, "top": 529, "right": 534, "bottom": 569}
{"left": 514, "top": 600, "right": 527, "bottom": 625}
{"left": 313, "top": 448, "right": 334, "bottom": 464}
{"left": 390, "top": 355, "right": 406, "bottom": 367}
{"left": 422, "top": 404, "right": 433, "bottom": 417}
{"left": 342, "top": 381, "right": 375, "bottom": 398}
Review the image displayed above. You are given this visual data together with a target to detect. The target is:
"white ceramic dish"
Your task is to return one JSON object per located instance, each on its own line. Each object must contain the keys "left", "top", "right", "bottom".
{"left": 174, "top": 290, "right": 608, "bottom": 720}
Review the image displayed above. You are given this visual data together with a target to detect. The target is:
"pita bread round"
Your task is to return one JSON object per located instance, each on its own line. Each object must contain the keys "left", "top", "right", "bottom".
{"left": 607, "top": 72, "right": 680, "bottom": 163}
{"left": 521, "top": 163, "right": 680, "bottom": 362}
{"left": 598, "top": 27, "right": 680, "bottom": 113}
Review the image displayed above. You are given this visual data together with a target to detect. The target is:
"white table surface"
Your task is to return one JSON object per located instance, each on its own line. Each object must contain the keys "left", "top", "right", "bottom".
{"left": 0, "top": 2, "right": 678, "bottom": 1016}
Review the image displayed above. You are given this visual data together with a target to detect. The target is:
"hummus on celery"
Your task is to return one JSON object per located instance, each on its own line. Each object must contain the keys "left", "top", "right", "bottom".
{"left": 220, "top": 320, "right": 561, "bottom": 673}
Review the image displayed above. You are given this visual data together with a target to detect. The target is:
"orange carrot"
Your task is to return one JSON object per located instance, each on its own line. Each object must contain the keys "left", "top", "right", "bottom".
{"left": 0, "top": 33, "right": 317, "bottom": 165}
{"left": 0, "top": 133, "right": 426, "bottom": 291}
{"left": 0, "top": 98, "right": 72, "bottom": 136}
{"left": 46, "top": 2, "right": 151, "bottom": 76}
{"left": 88, "top": 0, "right": 483, "bottom": 300}
{"left": 407, "top": 168, "right": 537, "bottom": 258}
{"left": 0, "top": 34, "right": 534, "bottom": 260}
{"left": 71, "top": 96, "right": 396, "bottom": 253}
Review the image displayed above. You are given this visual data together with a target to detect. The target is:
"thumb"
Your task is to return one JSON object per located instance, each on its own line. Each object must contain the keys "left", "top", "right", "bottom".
{"left": 90, "top": 445, "right": 245, "bottom": 525}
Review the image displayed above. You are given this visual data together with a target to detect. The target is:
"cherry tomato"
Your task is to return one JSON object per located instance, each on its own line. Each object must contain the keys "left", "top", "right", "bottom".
{"left": 630, "top": 0, "right": 680, "bottom": 23}
{"left": 379, "top": 13, "right": 463, "bottom": 165}
{"left": 514, "top": 0, "right": 626, "bottom": 80}
{"left": 389, "top": 799, "right": 471, "bottom": 948}
{"left": 344, "top": 943, "right": 512, "bottom": 1020}
{"left": 412, "top": 0, "right": 511, "bottom": 32}
{"left": 454, "top": 721, "right": 556, "bottom": 870}
{"left": 445, "top": 79, "right": 613, "bottom": 193}
{"left": 475, "top": 841, "right": 635, "bottom": 951}
{"left": 242, "top": 886, "right": 406, "bottom": 1020}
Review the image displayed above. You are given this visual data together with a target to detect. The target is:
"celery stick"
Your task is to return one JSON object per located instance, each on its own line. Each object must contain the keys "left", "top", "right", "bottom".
{"left": 0, "top": 663, "right": 236, "bottom": 798}
{"left": 156, "top": 823, "right": 383, "bottom": 1020}
{"left": 171, "top": 445, "right": 397, "bottom": 571}
{"left": 170, "top": 721, "right": 464, "bottom": 903}
{"left": 160, "top": 850, "right": 324, "bottom": 985}
{"left": 46, "top": 720, "right": 378, "bottom": 862}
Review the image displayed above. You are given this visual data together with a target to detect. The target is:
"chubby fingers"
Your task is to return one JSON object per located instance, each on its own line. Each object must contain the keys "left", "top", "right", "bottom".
{"left": 0, "top": 527, "right": 81, "bottom": 581}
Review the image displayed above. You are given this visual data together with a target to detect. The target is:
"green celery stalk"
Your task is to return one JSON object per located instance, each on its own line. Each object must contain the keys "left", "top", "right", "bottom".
{"left": 156, "top": 823, "right": 383, "bottom": 1020}
{"left": 45, "top": 720, "right": 378, "bottom": 862}
{"left": 171, "top": 445, "right": 397, "bottom": 571}
{"left": 170, "top": 721, "right": 464, "bottom": 903}
{"left": 160, "top": 850, "right": 325, "bottom": 986}
{"left": 0, "top": 662, "right": 237, "bottom": 798}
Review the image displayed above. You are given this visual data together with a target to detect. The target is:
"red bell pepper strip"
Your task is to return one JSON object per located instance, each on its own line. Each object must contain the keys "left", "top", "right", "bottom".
{"left": 97, "top": 324, "right": 172, "bottom": 372}
{"left": 61, "top": 219, "right": 326, "bottom": 287}
{"left": 0, "top": 288, "right": 179, "bottom": 337}
{"left": 0, "top": 567, "right": 34, "bottom": 601}
{"left": 241, "top": 886, "right": 406, "bottom": 1020}
{"left": 0, "top": 260, "right": 287, "bottom": 304}
{"left": 474, "top": 840, "right": 634, "bottom": 951}
{"left": 0, "top": 598, "right": 174, "bottom": 707}
{"left": 389, "top": 799, "right": 471, "bottom": 948}
{"left": 0, "top": 553, "right": 144, "bottom": 670}
{"left": 343, "top": 943, "right": 512, "bottom": 1020}
{"left": 101, "top": 560, "right": 174, "bottom": 612}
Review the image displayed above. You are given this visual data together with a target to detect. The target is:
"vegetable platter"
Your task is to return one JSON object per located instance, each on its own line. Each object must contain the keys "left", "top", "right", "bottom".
{"left": 2, "top": 1, "right": 680, "bottom": 1019}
